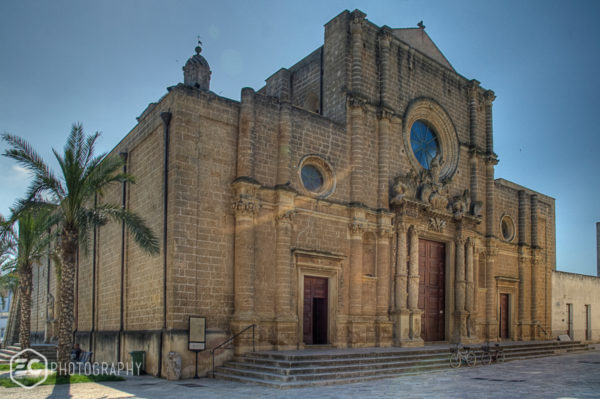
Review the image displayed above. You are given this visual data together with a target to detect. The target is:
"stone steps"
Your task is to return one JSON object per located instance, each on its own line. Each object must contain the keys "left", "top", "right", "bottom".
{"left": 0, "top": 344, "right": 57, "bottom": 364}
{"left": 213, "top": 341, "right": 595, "bottom": 388}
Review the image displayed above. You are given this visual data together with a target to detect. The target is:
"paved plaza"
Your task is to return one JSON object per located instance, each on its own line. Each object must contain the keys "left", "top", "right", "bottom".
{"left": 1, "top": 351, "right": 599, "bottom": 399}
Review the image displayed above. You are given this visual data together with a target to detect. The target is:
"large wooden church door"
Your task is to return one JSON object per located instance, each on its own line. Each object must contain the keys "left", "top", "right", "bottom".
{"left": 418, "top": 239, "right": 446, "bottom": 341}
{"left": 303, "top": 276, "right": 328, "bottom": 344}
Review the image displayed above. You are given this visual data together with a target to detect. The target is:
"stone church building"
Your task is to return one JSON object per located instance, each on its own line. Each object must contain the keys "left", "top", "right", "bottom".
{"left": 28, "top": 9, "right": 555, "bottom": 377}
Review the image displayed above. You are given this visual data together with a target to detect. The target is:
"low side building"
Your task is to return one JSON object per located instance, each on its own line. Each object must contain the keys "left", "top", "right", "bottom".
{"left": 552, "top": 271, "right": 600, "bottom": 341}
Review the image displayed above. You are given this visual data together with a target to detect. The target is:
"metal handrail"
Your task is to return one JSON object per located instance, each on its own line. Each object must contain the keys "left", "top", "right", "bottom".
{"left": 210, "top": 324, "right": 256, "bottom": 378}
{"left": 535, "top": 322, "right": 552, "bottom": 339}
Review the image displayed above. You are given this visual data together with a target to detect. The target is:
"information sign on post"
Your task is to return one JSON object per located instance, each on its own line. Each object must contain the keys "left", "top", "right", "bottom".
{"left": 188, "top": 316, "right": 206, "bottom": 378}
{"left": 189, "top": 316, "right": 206, "bottom": 351}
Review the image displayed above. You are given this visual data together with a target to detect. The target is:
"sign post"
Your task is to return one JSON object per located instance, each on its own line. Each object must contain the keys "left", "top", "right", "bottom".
{"left": 188, "top": 316, "right": 206, "bottom": 378}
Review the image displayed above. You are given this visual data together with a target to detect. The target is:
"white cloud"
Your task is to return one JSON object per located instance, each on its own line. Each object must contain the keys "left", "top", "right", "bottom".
{"left": 11, "top": 165, "right": 29, "bottom": 177}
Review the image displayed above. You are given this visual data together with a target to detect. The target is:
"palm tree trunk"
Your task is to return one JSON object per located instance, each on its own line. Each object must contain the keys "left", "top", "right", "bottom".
{"left": 18, "top": 263, "right": 32, "bottom": 350}
{"left": 57, "top": 228, "right": 77, "bottom": 375}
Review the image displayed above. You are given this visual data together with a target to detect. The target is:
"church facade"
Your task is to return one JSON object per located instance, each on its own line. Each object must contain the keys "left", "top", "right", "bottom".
{"left": 28, "top": 9, "right": 555, "bottom": 378}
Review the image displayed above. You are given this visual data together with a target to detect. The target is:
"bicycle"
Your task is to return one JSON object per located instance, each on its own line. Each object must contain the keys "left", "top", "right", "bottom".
{"left": 480, "top": 343, "right": 505, "bottom": 365}
{"left": 449, "top": 343, "right": 477, "bottom": 368}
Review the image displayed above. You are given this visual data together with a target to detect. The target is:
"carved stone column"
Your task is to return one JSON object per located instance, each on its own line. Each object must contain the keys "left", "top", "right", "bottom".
{"left": 454, "top": 236, "right": 467, "bottom": 341}
{"left": 517, "top": 190, "right": 529, "bottom": 339}
{"left": 377, "top": 109, "right": 392, "bottom": 210}
{"left": 237, "top": 88, "right": 255, "bottom": 178}
{"left": 407, "top": 226, "right": 423, "bottom": 346}
{"left": 465, "top": 238, "right": 475, "bottom": 338}
{"left": 350, "top": 99, "right": 366, "bottom": 205}
{"left": 276, "top": 103, "right": 292, "bottom": 186}
{"left": 394, "top": 222, "right": 410, "bottom": 345}
{"left": 484, "top": 90, "right": 495, "bottom": 155}
{"left": 274, "top": 189, "right": 296, "bottom": 349}
{"left": 378, "top": 27, "right": 393, "bottom": 108}
{"left": 485, "top": 245, "right": 498, "bottom": 340}
{"left": 455, "top": 237, "right": 466, "bottom": 312}
{"left": 348, "top": 215, "right": 365, "bottom": 346}
{"left": 375, "top": 215, "right": 393, "bottom": 347}
{"left": 517, "top": 247, "right": 530, "bottom": 340}
{"left": 531, "top": 248, "right": 541, "bottom": 339}
{"left": 530, "top": 194, "right": 542, "bottom": 338}
{"left": 349, "top": 11, "right": 366, "bottom": 207}
{"left": 231, "top": 180, "right": 259, "bottom": 353}
{"left": 468, "top": 80, "right": 479, "bottom": 147}
{"left": 350, "top": 10, "right": 365, "bottom": 95}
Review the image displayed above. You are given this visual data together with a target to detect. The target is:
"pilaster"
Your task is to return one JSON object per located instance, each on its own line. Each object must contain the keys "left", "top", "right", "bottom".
{"left": 406, "top": 225, "right": 423, "bottom": 346}
{"left": 394, "top": 222, "right": 410, "bottom": 345}
{"left": 484, "top": 244, "right": 498, "bottom": 340}
{"left": 231, "top": 179, "right": 260, "bottom": 354}
{"left": 375, "top": 214, "right": 393, "bottom": 347}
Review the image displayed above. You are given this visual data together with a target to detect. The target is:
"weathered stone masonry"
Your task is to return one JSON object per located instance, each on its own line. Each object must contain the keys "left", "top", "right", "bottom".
{"left": 29, "top": 9, "right": 555, "bottom": 378}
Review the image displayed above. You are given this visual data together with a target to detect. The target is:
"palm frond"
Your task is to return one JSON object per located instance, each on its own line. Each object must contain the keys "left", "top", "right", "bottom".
{"left": 81, "top": 131, "right": 101, "bottom": 170}
{"left": 2, "top": 133, "right": 65, "bottom": 199}
{"left": 92, "top": 204, "right": 159, "bottom": 255}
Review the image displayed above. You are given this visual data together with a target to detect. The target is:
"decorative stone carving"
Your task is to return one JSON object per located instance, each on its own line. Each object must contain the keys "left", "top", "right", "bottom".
{"left": 391, "top": 155, "right": 450, "bottom": 211}
{"left": 275, "top": 210, "right": 295, "bottom": 223}
{"left": 377, "top": 227, "right": 393, "bottom": 239}
{"left": 348, "top": 220, "right": 365, "bottom": 236}
{"left": 428, "top": 217, "right": 446, "bottom": 232}
{"left": 471, "top": 200, "right": 483, "bottom": 217}
{"left": 232, "top": 197, "right": 260, "bottom": 216}
{"left": 451, "top": 189, "right": 471, "bottom": 219}
{"left": 391, "top": 169, "right": 418, "bottom": 203}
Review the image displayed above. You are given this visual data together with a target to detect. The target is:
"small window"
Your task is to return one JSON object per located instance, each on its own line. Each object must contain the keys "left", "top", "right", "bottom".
{"left": 501, "top": 215, "right": 515, "bottom": 242}
{"left": 298, "top": 156, "right": 336, "bottom": 198}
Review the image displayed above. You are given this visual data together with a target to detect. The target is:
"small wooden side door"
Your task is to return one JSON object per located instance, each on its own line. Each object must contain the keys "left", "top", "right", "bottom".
{"left": 499, "top": 294, "right": 509, "bottom": 339}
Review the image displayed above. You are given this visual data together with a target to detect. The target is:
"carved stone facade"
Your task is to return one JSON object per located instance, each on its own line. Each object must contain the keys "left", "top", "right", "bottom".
{"left": 27, "top": 9, "right": 555, "bottom": 378}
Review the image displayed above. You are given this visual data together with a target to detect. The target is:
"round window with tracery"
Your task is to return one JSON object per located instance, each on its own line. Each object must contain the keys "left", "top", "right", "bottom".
{"left": 301, "top": 165, "right": 324, "bottom": 192}
{"left": 298, "top": 156, "right": 335, "bottom": 198}
{"left": 410, "top": 120, "right": 439, "bottom": 169}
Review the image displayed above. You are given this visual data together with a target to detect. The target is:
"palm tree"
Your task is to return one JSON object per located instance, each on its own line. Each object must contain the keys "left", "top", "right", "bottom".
{"left": 0, "top": 209, "right": 53, "bottom": 350}
{"left": 2, "top": 123, "right": 159, "bottom": 372}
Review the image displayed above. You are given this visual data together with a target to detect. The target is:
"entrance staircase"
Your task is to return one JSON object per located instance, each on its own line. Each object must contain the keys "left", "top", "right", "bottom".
{"left": 0, "top": 344, "right": 58, "bottom": 365}
{"left": 213, "top": 340, "right": 595, "bottom": 388}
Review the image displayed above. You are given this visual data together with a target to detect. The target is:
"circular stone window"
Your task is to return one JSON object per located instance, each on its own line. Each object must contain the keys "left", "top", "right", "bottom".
{"left": 298, "top": 156, "right": 335, "bottom": 197}
{"left": 410, "top": 120, "right": 439, "bottom": 169}
{"left": 501, "top": 216, "right": 515, "bottom": 242}
{"left": 301, "top": 164, "right": 324, "bottom": 192}
{"left": 403, "top": 98, "right": 460, "bottom": 179}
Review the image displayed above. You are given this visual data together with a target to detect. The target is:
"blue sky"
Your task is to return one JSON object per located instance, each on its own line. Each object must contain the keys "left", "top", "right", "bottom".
{"left": 1, "top": 0, "right": 598, "bottom": 275}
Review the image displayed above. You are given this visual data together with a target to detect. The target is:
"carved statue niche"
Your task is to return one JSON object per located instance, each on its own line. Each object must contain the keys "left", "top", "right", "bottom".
{"left": 391, "top": 154, "right": 452, "bottom": 210}
{"left": 471, "top": 200, "right": 483, "bottom": 218}
{"left": 451, "top": 189, "right": 471, "bottom": 218}
{"left": 417, "top": 156, "right": 449, "bottom": 210}
{"left": 391, "top": 169, "right": 418, "bottom": 204}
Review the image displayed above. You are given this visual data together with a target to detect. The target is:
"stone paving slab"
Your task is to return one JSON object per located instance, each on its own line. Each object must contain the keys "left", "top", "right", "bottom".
{"left": 1, "top": 350, "right": 599, "bottom": 398}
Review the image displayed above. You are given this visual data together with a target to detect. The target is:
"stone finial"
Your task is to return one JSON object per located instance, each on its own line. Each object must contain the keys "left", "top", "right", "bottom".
{"left": 183, "top": 38, "right": 211, "bottom": 90}
{"left": 484, "top": 90, "right": 496, "bottom": 105}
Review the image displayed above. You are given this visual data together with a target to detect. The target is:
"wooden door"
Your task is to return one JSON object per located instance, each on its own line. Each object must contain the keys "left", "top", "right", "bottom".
{"left": 499, "top": 294, "right": 509, "bottom": 339}
{"left": 303, "top": 276, "right": 328, "bottom": 344}
{"left": 567, "top": 303, "right": 573, "bottom": 339}
{"left": 418, "top": 240, "right": 445, "bottom": 341}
